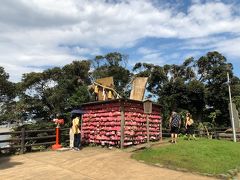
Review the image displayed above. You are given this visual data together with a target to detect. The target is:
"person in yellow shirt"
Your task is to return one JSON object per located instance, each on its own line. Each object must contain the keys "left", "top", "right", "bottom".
{"left": 72, "top": 115, "right": 81, "bottom": 150}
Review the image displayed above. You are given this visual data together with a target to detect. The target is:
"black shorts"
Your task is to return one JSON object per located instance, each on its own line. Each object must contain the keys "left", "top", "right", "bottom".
{"left": 170, "top": 126, "right": 179, "bottom": 134}
{"left": 186, "top": 125, "right": 194, "bottom": 135}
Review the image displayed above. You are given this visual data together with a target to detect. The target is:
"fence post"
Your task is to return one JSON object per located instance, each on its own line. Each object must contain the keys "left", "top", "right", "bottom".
{"left": 160, "top": 119, "right": 162, "bottom": 142}
{"left": 20, "top": 126, "right": 25, "bottom": 154}
{"left": 120, "top": 101, "right": 125, "bottom": 149}
{"left": 146, "top": 114, "right": 150, "bottom": 145}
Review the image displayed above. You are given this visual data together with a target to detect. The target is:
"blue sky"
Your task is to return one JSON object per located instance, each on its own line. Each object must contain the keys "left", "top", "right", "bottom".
{"left": 0, "top": 0, "right": 240, "bottom": 82}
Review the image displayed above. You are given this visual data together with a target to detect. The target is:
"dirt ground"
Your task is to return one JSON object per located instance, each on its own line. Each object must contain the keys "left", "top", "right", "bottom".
{"left": 0, "top": 146, "right": 220, "bottom": 180}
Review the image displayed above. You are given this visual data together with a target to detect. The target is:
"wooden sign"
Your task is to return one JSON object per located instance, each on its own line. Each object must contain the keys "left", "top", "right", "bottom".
{"left": 130, "top": 77, "right": 148, "bottom": 101}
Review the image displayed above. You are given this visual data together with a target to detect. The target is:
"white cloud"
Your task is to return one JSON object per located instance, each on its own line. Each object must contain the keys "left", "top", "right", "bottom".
{"left": 1, "top": 62, "right": 44, "bottom": 82}
{"left": 70, "top": 47, "right": 101, "bottom": 56}
{"left": 136, "top": 47, "right": 165, "bottom": 65}
{"left": 170, "top": 2, "right": 240, "bottom": 38}
{"left": 0, "top": 0, "right": 240, "bottom": 82}
{"left": 178, "top": 35, "right": 240, "bottom": 60}
{"left": 216, "top": 37, "right": 240, "bottom": 59}
{"left": 137, "top": 47, "right": 158, "bottom": 55}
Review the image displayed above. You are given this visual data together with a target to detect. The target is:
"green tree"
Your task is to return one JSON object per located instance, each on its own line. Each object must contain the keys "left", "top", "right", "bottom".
{"left": 18, "top": 60, "right": 91, "bottom": 120}
{"left": 133, "top": 51, "right": 240, "bottom": 127}
{"left": 195, "top": 51, "right": 240, "bottom": 125}
{"left": 0, "top": 67, "right": 17, "bottom": 123}
{"left": 91, "top": 52, "right": 132, "bottom": 97}
{"left": 68, "top": 86, "right": 90, "bottom": 107}
{"left": 186, "top": 80, "right": 205, "bottom": 121}
{"left": 132, "top": 60, "right": 198, "bottom": 124}
{"left": 0, "top": 67, "right": 16, "bottom": 101}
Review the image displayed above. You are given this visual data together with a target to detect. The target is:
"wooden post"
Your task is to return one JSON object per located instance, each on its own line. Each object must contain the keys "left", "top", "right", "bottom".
{"left": 120, "top": 102, "right": 125, "bottom": 149}
{"left": 20, "top": 126, "right": 25, "bottom": 154}
{"left": 80, "top": 115, "right": 83, "bottom": 144}
{"left": 143, "top": 100, "right": 152, "bottom": 147}
{"left": 146, "top": 114, "right": 150, "bottom": 145}
{"left": 160, "top": 118, "right": 162, "bottom": 142}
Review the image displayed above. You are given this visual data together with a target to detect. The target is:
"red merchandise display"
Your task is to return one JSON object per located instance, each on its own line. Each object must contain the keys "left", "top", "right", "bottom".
{"left": 80, "top": 99, "right": 162, "bottom": 148}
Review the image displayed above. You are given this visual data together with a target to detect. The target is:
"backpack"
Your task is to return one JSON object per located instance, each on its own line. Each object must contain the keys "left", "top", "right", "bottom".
{"left": 189, "top": 118, "right": 194, "bottom": 125}
{"left": 171, "top": 114, "right": 181, "bottom": 127}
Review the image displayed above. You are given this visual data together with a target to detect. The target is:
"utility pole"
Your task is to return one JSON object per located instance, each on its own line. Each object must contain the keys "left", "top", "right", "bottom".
{"left": 227, "top": 72, "right": 237, "bottom": 142}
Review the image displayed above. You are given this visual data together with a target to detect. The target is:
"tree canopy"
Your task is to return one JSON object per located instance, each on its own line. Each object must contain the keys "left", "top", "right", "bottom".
{"left": 133, "top": 51, "right": 240, "bottom": 126}
{"left": 91, "top": 52, "right": 131, "bottom": 97}
{"left": 1, "top": 51, "right": 240, "bottom": 127}
{"left": 0, "top": 67, "right": 17, "bottom": 122}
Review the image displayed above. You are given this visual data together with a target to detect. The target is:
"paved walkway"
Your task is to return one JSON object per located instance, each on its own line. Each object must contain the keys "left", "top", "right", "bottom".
{"left": 0, "top": 147, "right": 217, "bottom": 180}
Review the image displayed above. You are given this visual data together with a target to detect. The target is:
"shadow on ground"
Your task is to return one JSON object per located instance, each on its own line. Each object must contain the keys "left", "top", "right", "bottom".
{"left": 0, "top": 156, "right": 23, "bottom": 170}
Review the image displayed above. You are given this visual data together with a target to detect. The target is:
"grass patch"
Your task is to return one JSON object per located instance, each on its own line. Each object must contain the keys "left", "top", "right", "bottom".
{"left": 132, "top": 138, "right": 240, "bottom": 175}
